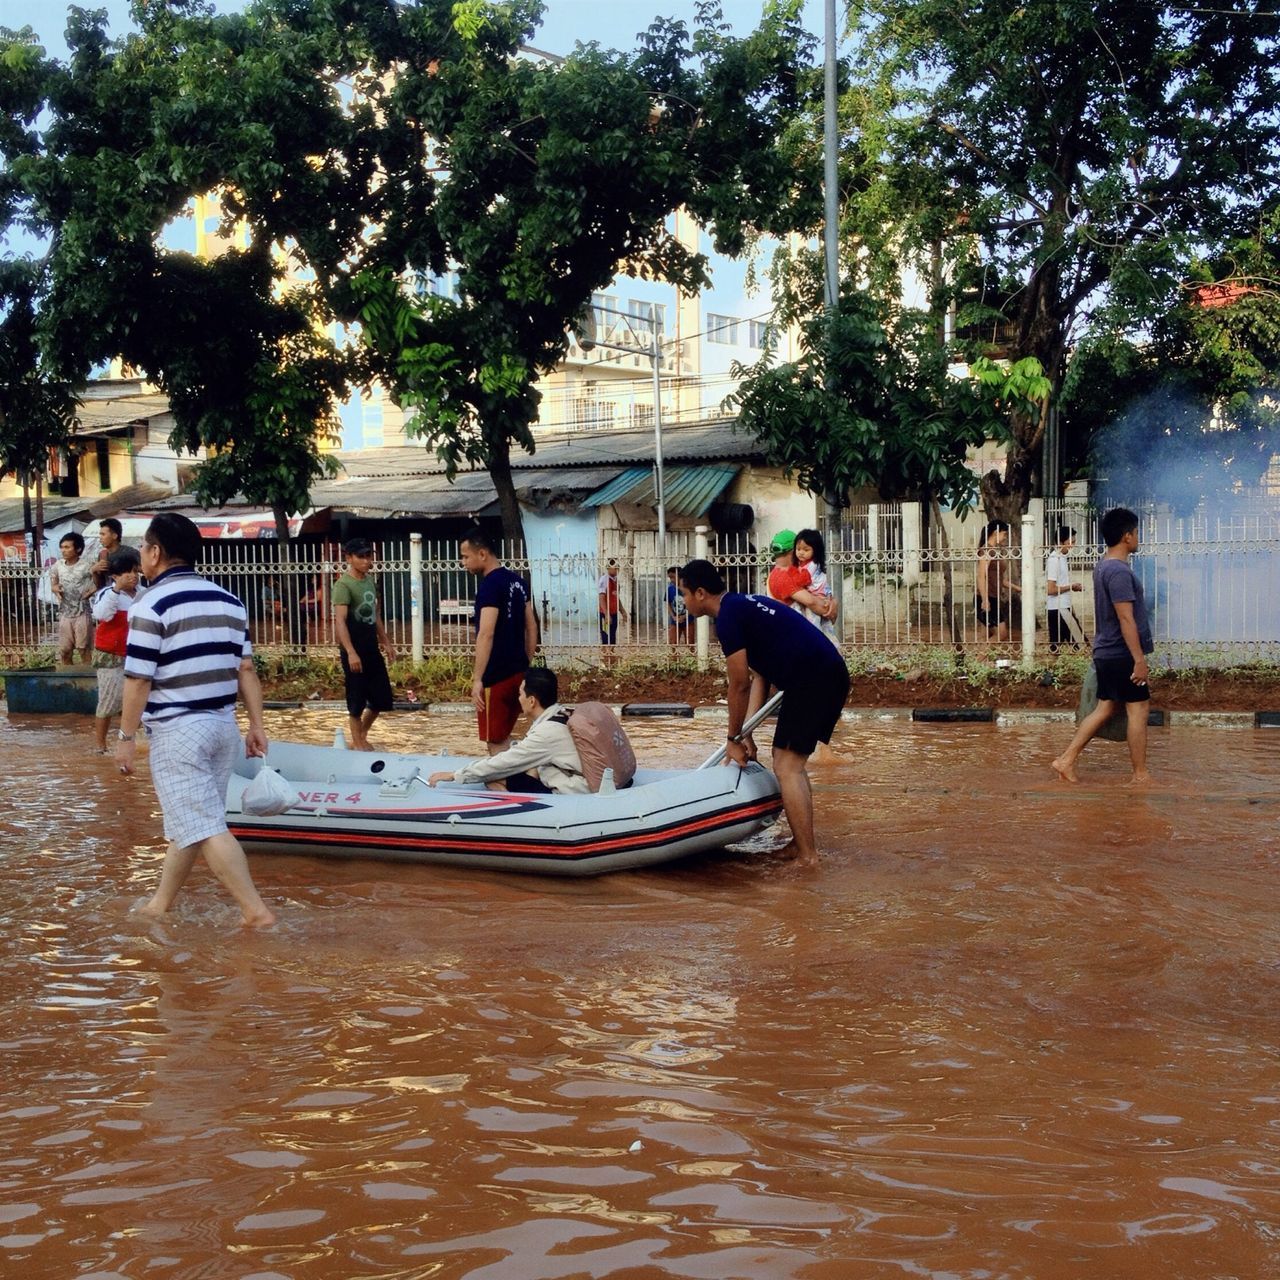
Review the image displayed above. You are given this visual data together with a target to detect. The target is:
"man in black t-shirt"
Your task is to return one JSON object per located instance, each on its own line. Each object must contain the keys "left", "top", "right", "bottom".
{"left": 680, "top": 558, "right": 849, "bottom": 869}
{"left": 459, "top": 526, "right": 538, "bottom": 754}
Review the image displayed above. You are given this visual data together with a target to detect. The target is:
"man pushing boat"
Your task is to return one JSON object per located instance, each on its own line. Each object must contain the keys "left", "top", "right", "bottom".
{"left": 679, "top": 559, "right": 849, "bottom": 869}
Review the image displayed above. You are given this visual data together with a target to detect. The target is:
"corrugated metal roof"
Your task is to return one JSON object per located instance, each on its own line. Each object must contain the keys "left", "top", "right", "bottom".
{"left": 73, "top": 391, "right": 171, "bottom": 435}
{"left": 308, "top": 466, "right": 628, "bottom": 518}
{"left": 335, "top": 418, "right": 764, "bottom": 479}
{"left": 0, "top": 482, "right": 173, "bottom": 534}
{"left": 581, "top": 463, "right": 739, "bottom": 516}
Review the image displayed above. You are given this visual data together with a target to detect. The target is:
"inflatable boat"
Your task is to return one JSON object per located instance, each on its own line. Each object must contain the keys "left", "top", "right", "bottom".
{"left": 226, "top": 740, "right": 783, "bottom": 876}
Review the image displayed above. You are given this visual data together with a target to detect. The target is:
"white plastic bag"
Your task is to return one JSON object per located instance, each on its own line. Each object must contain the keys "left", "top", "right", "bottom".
{"left": 241, "top": 766, "right": 296, "bottom": 816}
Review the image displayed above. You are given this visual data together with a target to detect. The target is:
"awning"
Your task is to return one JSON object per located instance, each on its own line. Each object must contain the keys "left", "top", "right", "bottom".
{"left": 582, "top": 463, "right": 740, "bottom": 516}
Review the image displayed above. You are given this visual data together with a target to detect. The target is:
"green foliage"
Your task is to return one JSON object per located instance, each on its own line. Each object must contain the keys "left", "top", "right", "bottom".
{"left": 4, "top": 1, "right": 822, "bottom": 546}
{"left": 1, "top": 644, "right": 57, "bottom": 670}
{"left": 0, "top": 6, "right": 348, "bottom": 538}
{"left": 0, "top": 259, "right": 76, "bottom": 497}
{"left": 730, "top": 290, "right": 1049, "bottom": 507}
{"left": 838, "top": 0, "right": 1280, "bottom": 515}
{"left": 1062, "top": 205, "right": 1280, "bottom": 508}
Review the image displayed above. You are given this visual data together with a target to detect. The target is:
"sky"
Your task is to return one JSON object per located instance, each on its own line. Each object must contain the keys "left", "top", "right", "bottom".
{"left": 4, "top": 0, "right": 826, "bottom": 60}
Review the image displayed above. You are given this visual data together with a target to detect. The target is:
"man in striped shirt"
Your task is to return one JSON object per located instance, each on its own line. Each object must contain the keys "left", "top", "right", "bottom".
{"left": 115, "top": 513, "right": 276, "bottom": 927}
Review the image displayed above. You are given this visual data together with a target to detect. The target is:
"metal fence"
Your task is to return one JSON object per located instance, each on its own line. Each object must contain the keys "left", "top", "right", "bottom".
{"left": 4, "top": 514, "right": 1278, "bottom": 669}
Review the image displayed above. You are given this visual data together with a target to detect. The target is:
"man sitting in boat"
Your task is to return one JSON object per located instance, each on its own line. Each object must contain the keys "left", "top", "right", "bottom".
{"left": 427, "top": 667, "right": 589, "bottom": 795}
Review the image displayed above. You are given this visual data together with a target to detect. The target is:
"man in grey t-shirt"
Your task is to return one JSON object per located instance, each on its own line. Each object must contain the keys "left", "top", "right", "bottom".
{"left": 1052, "top": 508, "right": 1154, "bottom": 784}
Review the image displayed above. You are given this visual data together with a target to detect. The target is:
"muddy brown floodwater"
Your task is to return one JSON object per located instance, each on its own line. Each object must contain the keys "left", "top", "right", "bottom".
{"left": 2, "top": 708, "right": 1280, "bottom": 1279}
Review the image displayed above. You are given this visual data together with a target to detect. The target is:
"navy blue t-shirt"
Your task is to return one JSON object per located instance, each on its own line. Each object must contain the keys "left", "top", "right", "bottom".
{"left": 474, "top": 566, "right": 531, "bottom": 685}
{"left": 714, "top": 593, "right": 844, "bottom": 689}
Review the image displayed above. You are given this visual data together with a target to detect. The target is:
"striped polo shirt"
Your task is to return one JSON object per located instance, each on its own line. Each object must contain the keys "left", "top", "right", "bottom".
{"left": 125, "top": 567, "right": 253, "bottom": 724}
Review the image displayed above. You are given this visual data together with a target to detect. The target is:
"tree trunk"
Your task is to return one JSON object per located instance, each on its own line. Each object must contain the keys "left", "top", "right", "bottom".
{"left": 22, "top": 475, "right": 33, "bottom": 569}
{"left": 488, "top": 438, "right": 526, "bottom": 556}
{"left": 993, "top": 252, "right": 1070, "bottom": 517}
{"left": 927, "top": 491, "right": 963, "bottom": 654}
{"left": 272, "top": 501, "right": 301, "bottom": 651}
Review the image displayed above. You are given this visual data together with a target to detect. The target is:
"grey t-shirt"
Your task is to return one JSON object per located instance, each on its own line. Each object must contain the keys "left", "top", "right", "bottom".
{"left": 1091, "top": 556, "right": 1153, "bottom": 661}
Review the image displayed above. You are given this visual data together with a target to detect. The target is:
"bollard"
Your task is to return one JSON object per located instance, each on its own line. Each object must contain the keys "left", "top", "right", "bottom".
{"left": 694, "top": 523, "right": 709, "bottom": 671}
{"left": 410, "top": 531, "right": 424, "bottom": 665}
{"left": 1021, "top": 513, "right": 1037, "bottom": 669}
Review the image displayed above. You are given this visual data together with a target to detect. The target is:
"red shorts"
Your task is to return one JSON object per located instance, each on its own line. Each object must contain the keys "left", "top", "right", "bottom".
{"left": 478, "top": 670, "right": 524, "bottom": 743}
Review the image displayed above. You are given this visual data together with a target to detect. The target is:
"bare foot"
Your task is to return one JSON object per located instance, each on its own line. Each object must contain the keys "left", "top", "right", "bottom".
{"left": 1051, "top": 757, "right": 1079, "bottom": 784}
{"left": 775, "top": 839, "right": 819, "bottom": 869}
{"left": 1127, "top": 771, "right": 1153, "bottom": 787}
{"left": 241, "top": 907, "right": 277, "bottom": 928}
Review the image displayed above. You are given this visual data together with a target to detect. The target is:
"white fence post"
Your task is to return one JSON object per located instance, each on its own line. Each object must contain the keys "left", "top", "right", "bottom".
{"left": 409, "top": 532, "right": 424, "bottom": 665}
{"left": 1021, "top": 513, "right": 1037, "bottom": 668}
{"left": 694, "top": 523, "right": 710, "bottom": 671}
{"left": 902, "top": 501, "right": 922, "bottom": 587}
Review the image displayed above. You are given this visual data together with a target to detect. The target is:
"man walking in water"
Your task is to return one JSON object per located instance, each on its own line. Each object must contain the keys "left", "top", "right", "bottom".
{"left": 1052, "top": 507, "right": 1154, "bottom": 785}
{"left": 679, "top": 558, "right": 849, "bottom": 869}
{"left": 116, "top": 512, "right": 276, "bottom": 927}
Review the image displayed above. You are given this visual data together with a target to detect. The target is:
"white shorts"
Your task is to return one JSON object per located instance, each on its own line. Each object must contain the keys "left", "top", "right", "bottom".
{"left": 148, "top": 715, "right": 242, "bottom": 850}
{"left": 95, "top": 666, "right": 125, "bottom": 719}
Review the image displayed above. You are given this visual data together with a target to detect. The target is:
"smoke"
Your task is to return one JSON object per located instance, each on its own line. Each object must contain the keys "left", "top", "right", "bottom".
{"left": 1090, "top": 385, "right": 1280, "bottom": 657}
{"left": 1092, "top": 384, "right": 1279, "bottom": 516}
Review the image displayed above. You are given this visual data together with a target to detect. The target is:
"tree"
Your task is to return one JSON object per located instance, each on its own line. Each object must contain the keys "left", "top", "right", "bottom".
{"left": 731, "top": 289, "right": 1050, "bottom": 511}
{"left": 1, "top": 6, "right": 346, "bottom": 553}
{"left": 841, "top": 0, "right": 1280, "bottom": 519}
{"left": 0, "top": 25, "right": 83, "bottom": 561}
{"left": 202, "top": 0, "right": 825, "bottom": 548}
{"left": 0, "top": 259, "right": 77, "bottom": 565}
{"left": 1062, "top": 207, "right": 1280, "bottom": 509}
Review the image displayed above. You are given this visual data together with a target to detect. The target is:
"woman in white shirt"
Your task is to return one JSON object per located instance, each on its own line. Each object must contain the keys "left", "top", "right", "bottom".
{"left": 1045, "top": 525, "right": 1084, "bottom": 652}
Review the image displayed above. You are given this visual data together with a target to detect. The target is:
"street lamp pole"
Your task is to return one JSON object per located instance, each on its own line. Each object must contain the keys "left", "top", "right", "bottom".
{"left": 576, "top": 304, "right": 667, "bottom": 541}
{"left": 650, "top": 325, "right": 666, "bottom": 541}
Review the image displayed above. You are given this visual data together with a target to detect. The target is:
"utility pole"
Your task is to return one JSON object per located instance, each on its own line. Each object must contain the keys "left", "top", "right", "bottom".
{"left": 823, "top": 0, "right": 839, "bottom": 310}
{"left": 576, "top": 304, "right": 667, "bottom": 540}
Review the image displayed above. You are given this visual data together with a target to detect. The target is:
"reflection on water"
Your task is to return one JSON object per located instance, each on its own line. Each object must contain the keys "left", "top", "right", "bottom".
{"left": 2, "top": 708, "right": 1280, "bottom": 1277}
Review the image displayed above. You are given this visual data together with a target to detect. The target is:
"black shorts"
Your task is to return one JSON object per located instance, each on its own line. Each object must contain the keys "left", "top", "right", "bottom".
{"left": 976, "top": 595, "right": 1019, "bottom": 630}
{"left": 773, "top": 663, "right": 850, "bottom": 756}
{"left": 504, "top": 771, "right": 553, "bottom": 794}
{"left": 1094, "top": 655, "right": 1150, "bottom": 704}
{"left": 1047, "top": 611, "right": 1078, "bottom": 648}
{"left": 341, "top": 647, "right": 394, "bottom": 716}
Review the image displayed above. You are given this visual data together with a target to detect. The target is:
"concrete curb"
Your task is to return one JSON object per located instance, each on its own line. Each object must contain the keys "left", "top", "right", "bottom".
{"left": 263, "top": 701, "right": 1277, "bottom": 729}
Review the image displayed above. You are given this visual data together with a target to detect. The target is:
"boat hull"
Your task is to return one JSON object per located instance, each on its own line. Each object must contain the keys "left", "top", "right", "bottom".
{"left": 227, "top": 742, "right": 782, "bottom": 876}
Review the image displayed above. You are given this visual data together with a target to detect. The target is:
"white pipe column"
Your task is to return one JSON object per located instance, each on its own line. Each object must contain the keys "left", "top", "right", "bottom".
{"left": 1020, "top": 514, "right": 1036, "bottom": 668}
{"left": 409, "top": 531, "right": 424, "bottom": 664}
{"left": 652, "top": 331, "right": 666, "bottom": 541}
{"left": 694, "top": 523, "right": 709, "bottom": 671}
{"left": 823, "top": 0, "right": 839, "bottom": 307}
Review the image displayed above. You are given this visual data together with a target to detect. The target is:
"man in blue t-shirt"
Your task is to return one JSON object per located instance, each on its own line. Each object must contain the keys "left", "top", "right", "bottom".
{"left": 459, "top": 526, "right": 538, "bottom": 754}
{"left": 679, "top": 558, "right": 849, "bottom": 868}
{"left": 1052, "top": 507, "right": 1154, "bottom": 785}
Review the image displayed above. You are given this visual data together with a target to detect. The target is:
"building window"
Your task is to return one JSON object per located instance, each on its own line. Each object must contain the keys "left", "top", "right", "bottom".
{"left": 96, "top": 439, "right": 111, "bottom": 492}
{"left": 362, "top": 395, "right": 384, "bottom": 446}
{"left": 748, "top": 319, "right": 772, "bottom": 350}
{"left": 626, "top": 299, "right": 666, "bottom": 336}
{"left": 706, "top": 313, "right": 740, "bottom": 345}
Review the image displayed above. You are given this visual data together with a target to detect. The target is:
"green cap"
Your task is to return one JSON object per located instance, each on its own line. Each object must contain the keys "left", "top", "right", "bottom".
{"left": 769, "top": 529, "right": 796, "bottom": 556}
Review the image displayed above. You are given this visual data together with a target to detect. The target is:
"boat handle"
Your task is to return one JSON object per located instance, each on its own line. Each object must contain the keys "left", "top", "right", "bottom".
{"left": 696, "top": 689, "right": 785, "bottom": 770}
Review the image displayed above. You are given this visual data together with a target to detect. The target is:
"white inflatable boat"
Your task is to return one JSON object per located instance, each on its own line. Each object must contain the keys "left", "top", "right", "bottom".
{"left": 226, "top": 741, "right": 783, "bottom": 876}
